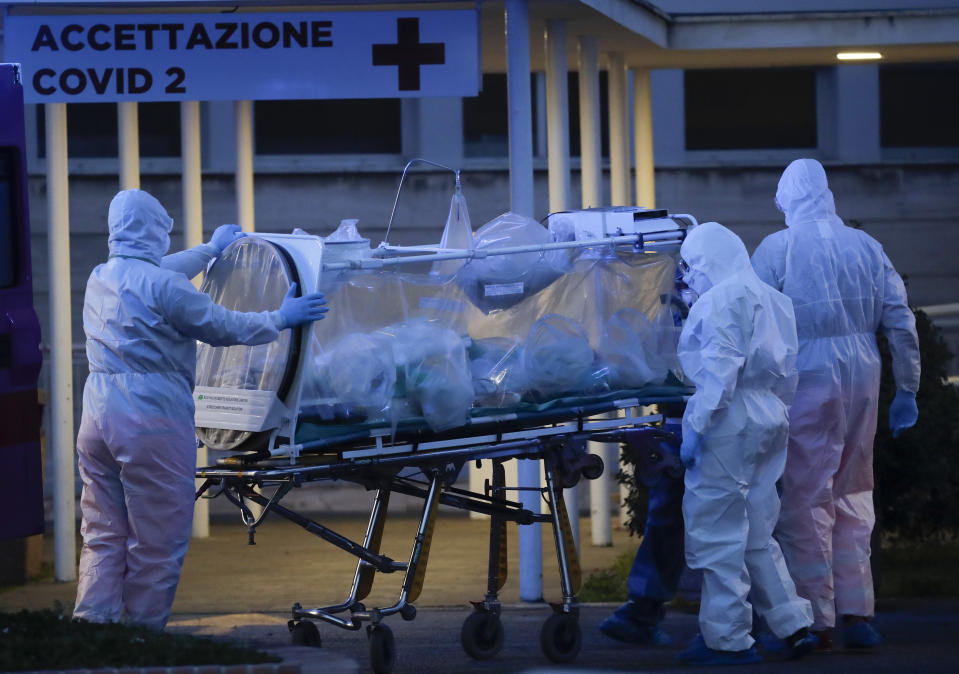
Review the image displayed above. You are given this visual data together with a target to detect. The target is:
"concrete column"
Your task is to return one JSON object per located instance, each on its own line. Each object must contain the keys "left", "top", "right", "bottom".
{"left": 234, "top": 100, "right": 255, "bottom": 232}
{"left": 505, "top": 0, "right": 535, "bottom": 220}
{"left": 46, "top": 103, "right": 76, "bottom": 582}
{"left": 401, "top": 97, "right": 464, "bottom": 168}
{"left": 181, "top": 100, "right": 209, "bottom": 539}
{"left": 505, "top": 0, "right": 541, "bottom": 602}
{"left": 632, "top": 68, "right": 655, "bottom": 209}
{"left": 577, "top": 36, "right": 602, "bottom": 209}
{"left": 117, "top": 101, "right": 140, "bottom": 190}
{"left": 607, "top": 53, "right": 630, "bottom": 206}
{"left": 545, "top": 19, "right": 571, "bottom": 214}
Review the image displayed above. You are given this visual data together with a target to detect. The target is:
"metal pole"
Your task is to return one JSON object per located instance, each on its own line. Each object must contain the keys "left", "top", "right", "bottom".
{"left": 545, "top": 19, "right": 571, "bottom": 214}
{"left": 46, "top": 103, "right": 76, "bottom": 582}
{"left": 633, "top": 68, "right": 656, "bottom": 209}
{"left": 589, "top": 436, "right": 614, "bottom": 546}
{"left": 181, "top": 100, "right": 209, "bottom": 538}
{"left": 607, "top": 52, "right": 630, "bottom": 206}
{"left": 506, "top": 0, "right": 542, "bottom": 602}
{"left": 234, "top": 100, "right": 255, "bottom": 232}
{"left": 505, "top": 0, "right": 535, "bottom": 219}
{"left": 117, "top": 101, "right": 140, "bottom": 190}
{"left": 577, "top": 36, "right": 602, "bottom": 209}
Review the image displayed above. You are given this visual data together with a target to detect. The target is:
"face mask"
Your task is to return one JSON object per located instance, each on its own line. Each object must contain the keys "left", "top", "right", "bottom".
{"left": 681, "top": 260, "right": 712, "bottom": 297}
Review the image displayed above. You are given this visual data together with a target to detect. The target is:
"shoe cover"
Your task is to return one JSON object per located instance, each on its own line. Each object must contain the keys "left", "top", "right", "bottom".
{"left": 677, "top": 633, "right": 762, "bottom": 666}
{"left": 598, "top": 615, "right": 671, "bottom": 646}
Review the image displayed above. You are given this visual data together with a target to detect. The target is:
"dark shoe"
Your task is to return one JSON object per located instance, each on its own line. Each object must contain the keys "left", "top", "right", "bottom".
{"left": 785, "top": 627, "right": 819, "bottom": 660}
{"left": 677, "top": 633, "right": 762, "bottom": 666}
{"left": 598, "top": 614, "right": 671, "bottom": 646}
{"left": 812, "top": 627, "right": 834, "bottom": 652}
{"left": 842, "top": 616, "right": 882, "bottom": 649}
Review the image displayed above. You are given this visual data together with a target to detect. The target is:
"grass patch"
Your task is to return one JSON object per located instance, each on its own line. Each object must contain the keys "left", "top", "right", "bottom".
{"left": 579, "top": 547, "right": 637, "bottom": 602}
{"left": 0, "top": 609, "right": 281, "bottom": 672}
{"left": 578, "top": 541, "right": 959, "bottom": 606}
{"left": 877, "top": 541, "right": 959, "bottom": 598}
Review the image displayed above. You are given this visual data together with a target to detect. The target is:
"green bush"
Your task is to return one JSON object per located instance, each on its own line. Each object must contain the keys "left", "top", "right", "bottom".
{"left": 875, "top": 308, "right": 959, "bottom": 544}
{"left": 0, "top": 609, "right": 281, "bottom": 671}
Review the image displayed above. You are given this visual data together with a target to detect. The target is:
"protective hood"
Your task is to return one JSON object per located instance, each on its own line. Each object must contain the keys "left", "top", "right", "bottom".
{"left": 775, "top": 158, "right": 838, "bottom": 228}
{"left": 680, "top": 221, "right": 751, "bottom": 294}
{"left": 107, "top": 189, "right": 173, "bottom": 263}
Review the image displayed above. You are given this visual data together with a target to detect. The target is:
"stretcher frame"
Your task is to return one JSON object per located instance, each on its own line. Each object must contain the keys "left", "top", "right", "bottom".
{"left": 195, "top": 389, "right": 690, "bottom": 673}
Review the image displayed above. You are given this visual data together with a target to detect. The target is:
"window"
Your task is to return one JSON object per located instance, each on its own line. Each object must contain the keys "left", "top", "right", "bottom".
{"left": 254, "top": 99, "right": 401, "bottom": 154}
{"left": 464, "top": 72, "right": 610, "bottom": 158}
{"left": 36, "top": 102, "right": 180, "bottom": 158}
{"left": 464, "top": 73, "right": 509, "bottom": 157}
{"left": 684, "top": 68, "right": 817, "bottom": 150}
{"left": 880, "top": 62, "right": 959, "bottom": 147}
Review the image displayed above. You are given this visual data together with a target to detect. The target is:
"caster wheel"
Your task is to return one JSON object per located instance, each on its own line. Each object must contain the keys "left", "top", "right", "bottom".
{"left": 581, "top": 453, "right": 604, "bottom": 480}
{"left": 540, "top": 612, "right": 581, "bottom": 664}
{"left": 368, "top": 624, "right": 396, "bottom": 674}
{"left": 289, "top": 620, "right": 321, "bottom": 647}
{"left": 461, "top": 610, "right": 504, "bottom": 660}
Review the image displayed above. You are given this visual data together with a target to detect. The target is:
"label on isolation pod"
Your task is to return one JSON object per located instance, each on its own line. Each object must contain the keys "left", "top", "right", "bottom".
{"left": 484, "top": 282, "right": 524, "bottom": 297}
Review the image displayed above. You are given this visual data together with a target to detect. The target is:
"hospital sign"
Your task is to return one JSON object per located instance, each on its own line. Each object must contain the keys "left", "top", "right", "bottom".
{"left": 5, "top": 10, "right": 480, "bottom": 103}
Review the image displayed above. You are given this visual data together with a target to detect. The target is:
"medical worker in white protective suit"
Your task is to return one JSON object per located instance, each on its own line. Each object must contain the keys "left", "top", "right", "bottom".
{"left": 73, "top": 189, "right": 328, "bottom": 630}
{"left": 676, "top": 222, "right": 817, "bottom": 666}
{"left": 752, "top": 158, "right": 920, "bottom": 650}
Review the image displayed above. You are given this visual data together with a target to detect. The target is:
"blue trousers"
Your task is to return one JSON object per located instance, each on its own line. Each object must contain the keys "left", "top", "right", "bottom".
{"left": 615, "top": 422, "right": 689, "bottom": 625}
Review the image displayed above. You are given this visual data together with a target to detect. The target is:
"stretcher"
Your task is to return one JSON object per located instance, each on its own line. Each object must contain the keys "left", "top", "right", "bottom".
{"left": 193, "top": 167, "right": 695, "bottom": 672}
{"left": 195, "top": 386, "right": 690, "bottom": 673}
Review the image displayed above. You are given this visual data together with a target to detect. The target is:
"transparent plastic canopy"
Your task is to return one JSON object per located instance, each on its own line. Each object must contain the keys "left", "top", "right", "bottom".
{"left": 194, "top": 237, "right": 297, "bottom": 451}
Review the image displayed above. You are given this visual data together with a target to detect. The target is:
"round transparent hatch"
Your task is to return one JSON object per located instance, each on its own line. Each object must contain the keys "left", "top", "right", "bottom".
{"left": 195, "top": 237, "right": 301, "bottom": 452}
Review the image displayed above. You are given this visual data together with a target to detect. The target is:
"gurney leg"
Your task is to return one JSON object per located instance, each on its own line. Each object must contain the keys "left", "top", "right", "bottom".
{"left": 400, "top": 473, "right": 441, "bottom": 606}
{"left": 540, "top": 460, "right": 583, "bottom": 664}
{"left": 353, "top": 489, "right": 392, "bottom": 603}
{"left": 462, "top": 459, "right": 507, "bottom": 660}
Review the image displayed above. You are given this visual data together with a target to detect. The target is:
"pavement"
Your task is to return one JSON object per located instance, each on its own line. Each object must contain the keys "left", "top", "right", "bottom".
{"left": 3, "top": 489, "right": 959, "bottom": 673}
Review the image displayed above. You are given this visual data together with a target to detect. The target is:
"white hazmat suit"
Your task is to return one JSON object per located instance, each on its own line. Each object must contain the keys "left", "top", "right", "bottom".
{"left": 74, "top": 190, "right": 283, "bottom": 630}
{"left": 751, "top": 159, "right": 921, "bottom": 631}
{"left": 678, "top": 222, "right": 813, "bottom": 652}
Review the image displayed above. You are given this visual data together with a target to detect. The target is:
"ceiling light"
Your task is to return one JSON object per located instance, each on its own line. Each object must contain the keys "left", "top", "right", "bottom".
{"left": 836, "top": 52, "right": 883, "bottom": 61}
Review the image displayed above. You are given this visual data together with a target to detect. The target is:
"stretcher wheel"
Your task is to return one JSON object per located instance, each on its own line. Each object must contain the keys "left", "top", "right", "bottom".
{"left": 289, "top": 620, "right": 321, "bottom": 647}
{"left": 581, "top": 453, "right": 604, "bottom": 480}
{"left": 368, "top": 623, "right": 396, "bottom": 674}
{"left": 540, "top": 613, "right": 581, "bottom": 663}
{"left": 460, "top": 610, "right": 504, "bottom": 660}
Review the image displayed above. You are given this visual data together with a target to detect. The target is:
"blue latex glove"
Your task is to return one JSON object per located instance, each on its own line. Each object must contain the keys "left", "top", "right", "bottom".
{"left": 680, "top": 429, "right": 703, "bottom": 469}
{"left": 276, "top": 283, "right": 328, "bottom": 329}
{"left": 210, "top": 224, "right": 246, "bottom": 253}
{"left": 889, "top": 389, "right": 919, "bottom": 438}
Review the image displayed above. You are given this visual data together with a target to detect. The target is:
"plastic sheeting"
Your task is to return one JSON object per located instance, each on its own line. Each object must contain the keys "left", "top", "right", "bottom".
{"left": 196, "top": 223, "right": 682, "bottom": 449}
{"left": 194, "top": 237, "right": 296, "bottom": 450}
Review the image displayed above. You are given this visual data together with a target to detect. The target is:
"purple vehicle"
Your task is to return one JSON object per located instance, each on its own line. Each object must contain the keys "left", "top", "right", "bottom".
{"left": 0, "top": 63, "right": 44, "bottom": 540}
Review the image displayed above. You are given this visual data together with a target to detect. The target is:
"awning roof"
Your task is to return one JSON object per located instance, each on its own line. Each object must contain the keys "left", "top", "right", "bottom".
{"left": 6, "top": 0, "right": 959, "bottom": 70}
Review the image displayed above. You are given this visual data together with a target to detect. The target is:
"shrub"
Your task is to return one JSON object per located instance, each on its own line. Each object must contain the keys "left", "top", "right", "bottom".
{"left": 875, "top": 308, "right": 959, "bottom": 544}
